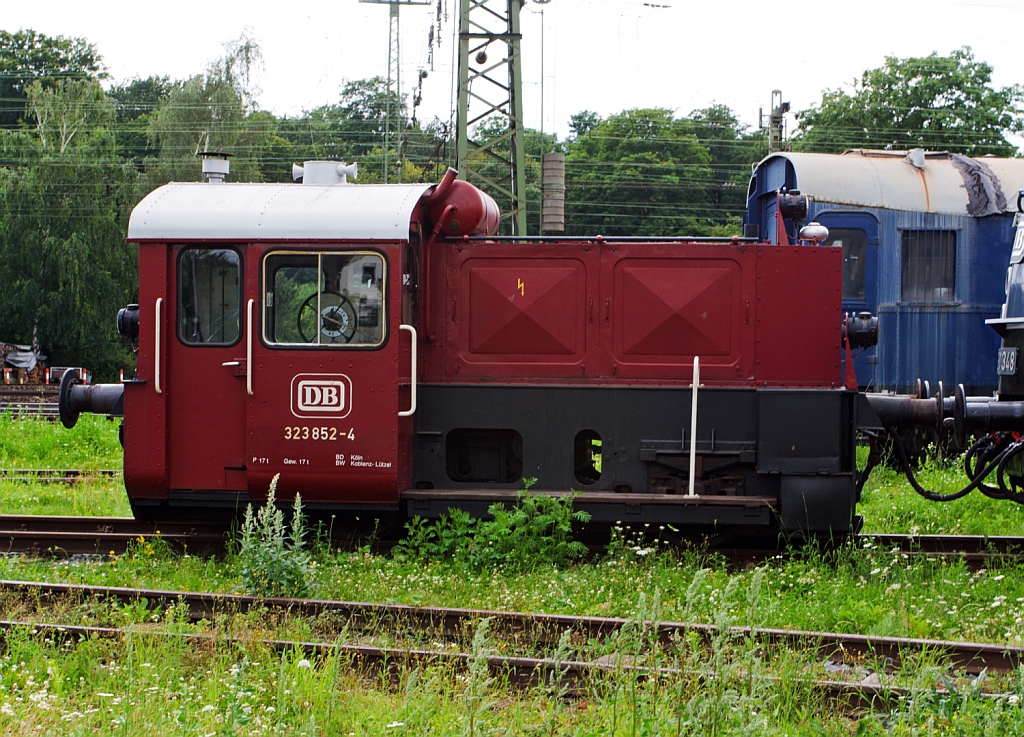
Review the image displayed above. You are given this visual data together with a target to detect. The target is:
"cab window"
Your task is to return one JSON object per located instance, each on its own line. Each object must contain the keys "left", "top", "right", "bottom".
{"left": 263, "top": 251, "right": 385, "bottom": 347}
{"left": 178, "top": 248, "right": 241, "bottom": 345}
{"left": 823, "top": 228, "right": 867, "bottom": 301}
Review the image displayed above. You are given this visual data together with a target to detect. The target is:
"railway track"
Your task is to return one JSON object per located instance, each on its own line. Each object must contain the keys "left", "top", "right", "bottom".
{"left": 0, "top": 402, "right": 59, "bottom": 419}
{"left": 0, "top": 468, "right": 121, "bottom": 483}
{"left": 0, "top": 515, "right": 228, "bottom": 556}
{"left": 3, "top": 512, "right": 1024, "bottom": 564}
{"left": 0, "top": 618, "right": 945, "bottom": 712}
{"left": 1, "top": 578, "right": 1021, "bottom": 677}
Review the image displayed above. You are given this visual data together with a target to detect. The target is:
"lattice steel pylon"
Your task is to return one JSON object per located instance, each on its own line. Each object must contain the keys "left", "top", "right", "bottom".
{"left": 361, "top": 0, "right": 430, "bottom": 182}
{"left": 456, "top": 0, "right": 528, "bottom": 235}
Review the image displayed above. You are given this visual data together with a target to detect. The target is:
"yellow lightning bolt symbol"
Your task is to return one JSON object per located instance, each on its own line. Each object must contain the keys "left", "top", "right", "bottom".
{"left": 517, "top": 278, "right": 525, "bottom": 296}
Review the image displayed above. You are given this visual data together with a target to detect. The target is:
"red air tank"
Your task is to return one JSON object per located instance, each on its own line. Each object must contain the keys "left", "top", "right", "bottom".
{"left": 421, "top": 168, "right": 500, "bottom": 236}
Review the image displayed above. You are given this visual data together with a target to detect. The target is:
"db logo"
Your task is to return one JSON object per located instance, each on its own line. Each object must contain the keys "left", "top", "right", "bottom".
{"left": 290, "top": 373, "right": 353, "bottom": 418}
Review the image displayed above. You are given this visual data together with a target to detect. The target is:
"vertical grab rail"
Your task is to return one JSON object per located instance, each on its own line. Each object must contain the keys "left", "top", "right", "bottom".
{"left": 246, "top": 299, "right": 254, "bottom": 396}
{"left": 688, "top": 355, "right": 700, "bottom": 497}
{"left": 398, "top": 324, "right": 417, "bottom": 417}
{"left": 154, "top": 298, "right": 163, "bottom": 394}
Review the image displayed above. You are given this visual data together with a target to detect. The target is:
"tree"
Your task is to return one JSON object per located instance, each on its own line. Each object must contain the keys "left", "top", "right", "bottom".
{"left": 107, "top": 75, "right": 172, "bottom": 169}
{"left": 794, "top": 47, "right": 1023, "bottom": 156}
{"left": 141, "top": 35, "right": 275, "bottom": 188}
{"left": 0, "top": 77, "right": 136, "bottom": 379}
{"left": 564, "top": 108, "right": 711, "bottom": 237}
{"left": 0, "top": 29, "right": 104, "bottom": 129}
{"left": 688, "top": 104, "right": 765, "bottom": 227}
{"left": 568, "top": 110, "right": 600, "bottom": 140}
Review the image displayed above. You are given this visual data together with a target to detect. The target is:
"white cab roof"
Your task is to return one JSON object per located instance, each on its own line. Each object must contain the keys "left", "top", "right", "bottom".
{"left": 128, "top": 182, "right": 434, "bottom": 241}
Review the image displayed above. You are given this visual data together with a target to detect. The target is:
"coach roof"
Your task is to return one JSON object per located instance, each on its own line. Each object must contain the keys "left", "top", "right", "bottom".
{"left": 754, "top": 150, "right": 1024, "bottom": 217}
{"left": 128, "top": 181, "right": 434, "bottom": 241}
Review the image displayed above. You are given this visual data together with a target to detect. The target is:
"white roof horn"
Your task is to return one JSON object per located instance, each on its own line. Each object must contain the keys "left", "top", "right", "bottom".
{"left": 292, "top": 161, "right": 359, "bottom": 185}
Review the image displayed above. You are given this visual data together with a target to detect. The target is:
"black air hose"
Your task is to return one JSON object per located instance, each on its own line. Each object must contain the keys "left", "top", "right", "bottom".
{"left": 996, "top": 441, "right": 1024, "bottom": 505}
{"left": 889, "top": 427, "right": 1006, "bottom": 502}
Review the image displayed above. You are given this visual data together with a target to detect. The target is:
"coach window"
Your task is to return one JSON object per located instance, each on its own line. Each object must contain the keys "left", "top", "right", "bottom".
{"left": 263, "top": 252, "right": 386, "bottom": 347}
{"left": 901, "top": 230, "right": 957, "bottom": 303}
{"left": 823, "top": 228, "right": 867, "bottom": 301}
{"left": 178, "top": 248, "right": 241, "bottom": 345}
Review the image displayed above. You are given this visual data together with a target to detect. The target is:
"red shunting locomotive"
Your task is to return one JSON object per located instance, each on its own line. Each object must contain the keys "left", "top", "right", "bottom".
{"left": 61, "top": 160, "right": 880, "bottom": 536}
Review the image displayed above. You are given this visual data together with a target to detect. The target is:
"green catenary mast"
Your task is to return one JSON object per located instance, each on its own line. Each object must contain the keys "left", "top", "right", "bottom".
{"left": 456, "top": 0, "right": 528, "bottom": 235}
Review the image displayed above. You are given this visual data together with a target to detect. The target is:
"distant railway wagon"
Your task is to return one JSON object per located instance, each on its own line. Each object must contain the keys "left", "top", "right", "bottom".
{"left": 746, "top": 149, "right": 1024, "bottom": 395}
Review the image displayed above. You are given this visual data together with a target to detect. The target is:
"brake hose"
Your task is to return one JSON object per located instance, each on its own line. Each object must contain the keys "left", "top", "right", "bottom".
{"left": 964, "top": 435, "right": 1008, "bottom": 500}
{"left": 889, "top": 427, "right": 1008, "bottom": 502}
{"left": 996, "top": 440, "right": 1024, "bottom": 504}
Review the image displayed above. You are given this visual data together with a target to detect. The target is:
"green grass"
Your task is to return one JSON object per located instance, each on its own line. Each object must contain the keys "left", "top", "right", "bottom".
{"left": 6, "top": 419, "right": 1024, "bottom": 730}
{"left": 3, "top": 533, "right": 1024, "bottom": 645}
{"left": 0, "top": 414, "right": 122, "bottom": 470}
{"left": 859, "top": 461, "right": 1024, "bottom": 536}
{"left": 1, "top": 609, "right": 1022, "bottom": 735}
{"left": 0, "top": 479, "right": 131, "bottom": 517}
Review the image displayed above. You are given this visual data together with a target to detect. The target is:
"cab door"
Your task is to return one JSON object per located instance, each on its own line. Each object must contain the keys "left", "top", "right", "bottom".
{"left": 245, "top": 244, "right": 408, "bottom": 504}
{"left": 166, "top": 246, "right": 248, "bottom": 492}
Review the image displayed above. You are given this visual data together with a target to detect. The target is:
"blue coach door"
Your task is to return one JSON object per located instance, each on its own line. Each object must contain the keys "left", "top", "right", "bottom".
{"left": 815, "top": 212, "right": 879, "bottom": 389}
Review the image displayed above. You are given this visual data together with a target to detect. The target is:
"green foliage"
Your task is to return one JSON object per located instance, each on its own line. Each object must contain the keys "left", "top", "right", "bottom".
{"left": 563, "top": 108, "right": 712, "bottom": 237}
{"left": 396, "top": 483, "right": 592, "bottom": 571}
{"left": 687, "top": 104, "right": 766, "bottom": 219}
{"left": 237, "top": 474, "right": 311, "bottom": 597}
{"left": 794, "top": 47, "right": 1023, "bottom": 155}
{"left": 140, "top": 34, "right": 276, "bottom": 189}
{"left": 107, "top": 75, "right": 171, "bottom": 169}
{"left": 0, "top": 29, "right": 104, "bottom": 129}
{"left": 0, "top": 82, "right": 137, "bottom": 378}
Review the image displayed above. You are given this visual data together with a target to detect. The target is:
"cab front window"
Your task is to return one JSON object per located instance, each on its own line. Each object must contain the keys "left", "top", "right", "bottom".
{"left": 263, "top": 251, "right": 386, "bottom": 347}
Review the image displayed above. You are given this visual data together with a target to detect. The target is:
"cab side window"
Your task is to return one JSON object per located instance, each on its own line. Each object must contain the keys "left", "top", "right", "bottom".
{"left": 178, "top": 248, "right": 242, "bottom": 345}
{"left": 263, "top": 251, "right": 386, "bottom": 347}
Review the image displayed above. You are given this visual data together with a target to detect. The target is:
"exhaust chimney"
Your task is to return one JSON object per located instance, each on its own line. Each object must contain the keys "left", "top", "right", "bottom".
{"left": 198, "top": 151, "right": 231, "bottom": 183}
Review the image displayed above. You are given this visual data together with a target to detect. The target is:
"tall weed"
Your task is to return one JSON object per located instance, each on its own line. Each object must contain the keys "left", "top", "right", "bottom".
{"left": 237, "top": 474, "right": 311, "bottom": 597}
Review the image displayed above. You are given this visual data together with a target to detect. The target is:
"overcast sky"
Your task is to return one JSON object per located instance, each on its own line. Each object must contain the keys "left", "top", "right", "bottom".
{"left": 5, "top": 0, "right": 1022, "bottom": 143}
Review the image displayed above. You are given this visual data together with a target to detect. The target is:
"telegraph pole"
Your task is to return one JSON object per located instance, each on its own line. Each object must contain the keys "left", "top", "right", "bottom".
{"left": 456, "top": 0, "right": 528, "bottom": 235}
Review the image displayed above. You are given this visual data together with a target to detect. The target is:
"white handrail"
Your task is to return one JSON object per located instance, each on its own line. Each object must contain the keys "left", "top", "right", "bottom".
{"left": 154, "top": 298, "right": 163, "bottom": 395}
{"left": 246, "top": 299, "right": 254, "bottom": 396}
{"left": 688, "top": 355, "right": 700, "bottom": 497}
{"left": 398, "top": 324, "right": 417, "bottom": 417}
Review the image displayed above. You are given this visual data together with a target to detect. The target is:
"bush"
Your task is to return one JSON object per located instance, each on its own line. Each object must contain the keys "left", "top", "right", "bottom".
{"left": 395, "top": 481, "right": 591, "bottom": 571}
{"left": 237, "top": 474, "right": 311, "bottom": 597}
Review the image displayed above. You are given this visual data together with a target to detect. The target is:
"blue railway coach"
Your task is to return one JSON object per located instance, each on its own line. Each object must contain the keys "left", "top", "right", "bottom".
{"left": 746, "top": 149, "right": 1024, "bottom": 395}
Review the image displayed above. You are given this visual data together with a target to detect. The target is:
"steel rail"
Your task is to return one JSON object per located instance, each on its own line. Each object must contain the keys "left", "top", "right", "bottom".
{"left": 2, "top": 579, "right": 1021, "bottom": 676}
{"left": 0, "top": 618, "right": 972, "bottom": 712}
{"left": 0, "top": 515, "right": 228, "bottom": 556}
{"left": 0, "top": 402, "right": 59, "bottom": 419}
{"left": 0, "top": 469, "right": 121, "bottom": 484}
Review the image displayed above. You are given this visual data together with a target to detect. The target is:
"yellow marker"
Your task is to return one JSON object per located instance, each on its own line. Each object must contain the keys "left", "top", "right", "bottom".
{"left": 517, "top": 278, "right": 525, "bottom": 296}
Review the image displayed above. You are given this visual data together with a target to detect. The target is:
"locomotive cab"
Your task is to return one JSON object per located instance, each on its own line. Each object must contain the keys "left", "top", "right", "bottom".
{"left": 106, "top": 165, "right": 494, "bottom": 519}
